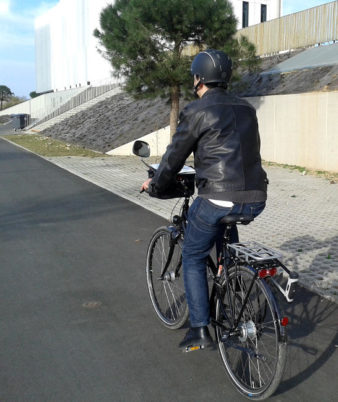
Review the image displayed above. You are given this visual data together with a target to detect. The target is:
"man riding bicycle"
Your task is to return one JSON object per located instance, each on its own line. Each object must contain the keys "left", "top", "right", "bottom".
{"left": 141, "top": 49, "right": 268, "bottom": 350}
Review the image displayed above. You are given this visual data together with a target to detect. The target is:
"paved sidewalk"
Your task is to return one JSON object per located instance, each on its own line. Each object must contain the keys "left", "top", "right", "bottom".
{"left": 44, "top": 155, "right": 338, "bottom": 303}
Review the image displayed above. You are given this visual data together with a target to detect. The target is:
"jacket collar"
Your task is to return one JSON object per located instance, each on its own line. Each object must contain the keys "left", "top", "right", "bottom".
{"left": 201, "top": 87, "right": 227, "bottom": 98}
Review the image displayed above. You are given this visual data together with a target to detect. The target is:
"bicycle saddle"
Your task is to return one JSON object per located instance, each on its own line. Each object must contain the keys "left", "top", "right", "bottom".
{"left": 219, "top": 215, "right": 254, "bottom": 225}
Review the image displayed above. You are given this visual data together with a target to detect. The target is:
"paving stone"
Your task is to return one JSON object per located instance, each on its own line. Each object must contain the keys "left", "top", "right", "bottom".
{"left": 45, "top": 155, "right": 338, "bottom": 303}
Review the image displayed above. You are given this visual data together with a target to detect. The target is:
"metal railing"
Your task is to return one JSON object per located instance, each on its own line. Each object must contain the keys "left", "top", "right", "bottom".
{"left": 29, "top": 83, "right": 119, "bottom": 129}
{"left": 235, "top": 1, "right": 338, "bottom": 56}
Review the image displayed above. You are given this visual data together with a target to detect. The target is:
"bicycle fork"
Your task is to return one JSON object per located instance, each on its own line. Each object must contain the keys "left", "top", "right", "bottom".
{"left": 158, "top": 226, "right": 181, "bottom": 281}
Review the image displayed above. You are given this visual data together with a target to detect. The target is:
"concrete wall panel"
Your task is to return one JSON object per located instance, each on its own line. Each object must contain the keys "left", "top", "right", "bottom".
{"left": 0, "top": 88, "right": 85, "bottom": 119}
{"left": 326, "top": 92, "right": 338, "bottom": 171}
{"left": 109, "top": 91, "right": 338, "bottom": 173}
{"left": 107, "top": 127, "right": 171, "bottom": 157}
{"left": 250, "top": 91, "right": 338, "bottom": 172}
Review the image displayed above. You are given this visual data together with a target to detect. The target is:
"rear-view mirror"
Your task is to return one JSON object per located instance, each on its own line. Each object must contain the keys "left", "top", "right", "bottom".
{"left": 133, "top": 140, "right": 150, "bottom": 158}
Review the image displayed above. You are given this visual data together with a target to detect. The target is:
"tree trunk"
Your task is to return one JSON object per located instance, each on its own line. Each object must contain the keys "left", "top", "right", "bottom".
{"left": 169, "top": 85, "right": 180, "bottom": 140}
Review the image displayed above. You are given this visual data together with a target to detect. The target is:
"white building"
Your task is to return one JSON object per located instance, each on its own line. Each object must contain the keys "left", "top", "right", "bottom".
{"left": 35, "top": 0, "right": 114, "bottom": 93}
{"left": 35, "top": 0, "right": 282, "bottom": 93}
{"left": 232, "top": 0, "right": 282, "bottom": 28}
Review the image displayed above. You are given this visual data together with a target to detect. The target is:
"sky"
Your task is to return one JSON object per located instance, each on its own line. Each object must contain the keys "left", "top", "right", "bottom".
{"left": 0, "top": 0, "right": 333, "bottom": 99}
{"left": 0, "top": 0, "right": 58, "bottom": 98}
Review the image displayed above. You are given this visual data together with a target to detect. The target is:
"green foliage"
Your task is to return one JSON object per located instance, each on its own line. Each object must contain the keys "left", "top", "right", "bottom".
{"left": 0, "top": 85, "right": 14, "bottom": 110}
{"left": 95, "top": 0, "right": 259, "bottom": 100}
{"left": 2, "top": 96, "right": 26, "bottom": 109}
{"left": 229, "top": 35, "right": 261, "bottom": 86}
{"left": 30, "top": 91, "right": 40, "bottom": 98}
{"left": 4, "top": 134, "right": 105, "bottom": 157}
{"left": 0, "top": 85, "right": 13, "bottom": 97}
{"left": 94, "top": 0, "right": 260, "bottom": 134}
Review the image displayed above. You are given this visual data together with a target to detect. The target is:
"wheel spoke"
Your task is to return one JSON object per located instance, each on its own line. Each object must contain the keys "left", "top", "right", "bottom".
{"left": 216, "top": 264, "right": 286, "bottom": 399}
{"left": 163, "top": 281, "right": 177, "bottom": 320}
{"left": 146, "top": 228, "right": 188, "bottom": 329}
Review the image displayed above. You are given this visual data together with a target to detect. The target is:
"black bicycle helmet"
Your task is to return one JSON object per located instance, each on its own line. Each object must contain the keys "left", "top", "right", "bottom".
{"left": 191, "top": 49, "right": 232, "bottom": 85}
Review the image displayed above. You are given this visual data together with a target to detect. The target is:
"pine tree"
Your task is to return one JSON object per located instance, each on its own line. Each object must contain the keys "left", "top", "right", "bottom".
{"left": 94, "top": 0, "right": 259, "bottom": 136}
{"left": 0, "top": 85, "right": 13, "bottom": 111}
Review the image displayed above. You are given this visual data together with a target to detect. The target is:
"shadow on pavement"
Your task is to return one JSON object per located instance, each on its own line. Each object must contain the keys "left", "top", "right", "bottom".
{"left": 279, "top": 235, "right": 338, "bottom": 303}
{"left": 275, "top": 286, "right": 337, "bottom": 397}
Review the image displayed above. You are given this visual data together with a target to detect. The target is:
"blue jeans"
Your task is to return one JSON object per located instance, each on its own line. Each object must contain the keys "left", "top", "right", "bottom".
{"left": 182, "top": 197, "right": 266, "bottom": 327}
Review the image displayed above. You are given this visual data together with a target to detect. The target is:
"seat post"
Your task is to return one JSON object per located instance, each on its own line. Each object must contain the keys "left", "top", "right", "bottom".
{"left": 224, "top": 223, "right": 235, "bottom": 244}
{"left": 219, "top": 223, "right": 237, "bottom": 275}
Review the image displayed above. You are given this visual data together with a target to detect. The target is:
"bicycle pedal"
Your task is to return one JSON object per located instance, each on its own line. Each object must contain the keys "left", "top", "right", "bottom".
{"left": 184, "top": 345, "right": 204, "bottom": 353}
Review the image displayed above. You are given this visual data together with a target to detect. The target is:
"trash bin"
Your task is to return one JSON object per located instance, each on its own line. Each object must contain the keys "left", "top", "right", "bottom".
{"left": 11, "top": 114, "right": 30, "bottom": 130}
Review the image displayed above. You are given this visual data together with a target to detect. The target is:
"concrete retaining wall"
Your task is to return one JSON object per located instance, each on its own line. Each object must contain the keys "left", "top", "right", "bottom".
{"left": 0, "top": 88, "right": 85, "bottom": 120}
{"left": 109, "top": 91, "right": 338, "bottom": 173}
{"left": 249, "top": 91, "right": 338, "bottom": 172}
{"left": 107, "top": 126, "right": 171, "bottom": 157}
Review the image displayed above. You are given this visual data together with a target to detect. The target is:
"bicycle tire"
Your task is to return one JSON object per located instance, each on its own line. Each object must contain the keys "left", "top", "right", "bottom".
{"left": 215, "top": 264, "right": 287, "bottom": 400}
{"left": 146, "top": 226, "right": 189, "bottom": 329}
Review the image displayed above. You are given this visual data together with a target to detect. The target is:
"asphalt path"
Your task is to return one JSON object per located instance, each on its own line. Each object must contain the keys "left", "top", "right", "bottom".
{"left": 0, "top": 137, "right": 337, "bottom": 401}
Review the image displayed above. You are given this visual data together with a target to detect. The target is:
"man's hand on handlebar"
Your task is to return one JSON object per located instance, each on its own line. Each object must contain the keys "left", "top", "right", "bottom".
{"left": 140, "top": 178, "right": 152, "bottom": 193}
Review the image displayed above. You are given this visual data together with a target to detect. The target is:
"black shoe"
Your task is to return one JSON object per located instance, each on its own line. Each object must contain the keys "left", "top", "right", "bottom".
{"left": 179, "top": 326, "right": 214, "bottom": 352}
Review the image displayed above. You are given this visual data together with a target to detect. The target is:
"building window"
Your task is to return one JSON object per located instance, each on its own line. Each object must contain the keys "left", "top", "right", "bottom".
{"left": 242, "top": 2, "right": 249, "bottom": 28}
{"left": 261, "top": 4, "right": 267, "bottom": 23}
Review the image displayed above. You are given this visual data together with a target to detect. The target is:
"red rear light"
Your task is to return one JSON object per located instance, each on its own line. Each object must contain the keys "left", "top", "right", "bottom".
{"left": 280, "top": 317, "right": 289, "bottom": 326}
{"left": 270, "top": 267, "right": 277, "bottom": 276}
{"left": 258, "top": 269, "right": 269, "bottom": 278}
{"left": 258, "top": 267, "right": 278, "bottom": 278}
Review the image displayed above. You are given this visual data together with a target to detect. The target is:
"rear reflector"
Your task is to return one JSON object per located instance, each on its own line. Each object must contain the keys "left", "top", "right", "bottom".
{"left": 258, "top": 267, "right": 277, "bottom": 278}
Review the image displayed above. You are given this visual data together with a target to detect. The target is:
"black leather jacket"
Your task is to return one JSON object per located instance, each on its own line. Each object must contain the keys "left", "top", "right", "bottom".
{"left": 151, "top": 87, "right": 268, "bottom": 203}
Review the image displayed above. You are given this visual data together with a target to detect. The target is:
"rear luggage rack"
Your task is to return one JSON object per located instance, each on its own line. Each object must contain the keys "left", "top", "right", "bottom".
{"left": 228, "top": 241, "right": 283, "bottom": 263}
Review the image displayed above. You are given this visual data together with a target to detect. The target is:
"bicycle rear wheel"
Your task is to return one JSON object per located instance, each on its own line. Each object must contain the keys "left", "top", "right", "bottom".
{"left": 146, "top": 226, "right": 189, "bottom": 329}
{"left": 215, "top": 264, "right": 287, "bottom": 400}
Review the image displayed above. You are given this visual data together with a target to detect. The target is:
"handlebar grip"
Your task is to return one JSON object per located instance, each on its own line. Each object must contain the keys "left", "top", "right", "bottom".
{"left": 140, "top": 188, "right": 150, "bottom": 194}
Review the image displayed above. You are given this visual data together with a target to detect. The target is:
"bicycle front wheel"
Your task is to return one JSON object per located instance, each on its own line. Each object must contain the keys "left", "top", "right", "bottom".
{"left": 146, "top": 226, "right": 189, "bottom": 329}
{"left": 215, "top": 264, "right": 287, "bottom": 400}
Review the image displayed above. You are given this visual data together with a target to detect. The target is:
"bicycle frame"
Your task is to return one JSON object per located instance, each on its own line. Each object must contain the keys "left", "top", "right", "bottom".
{"left": 159, "top": 196, "right": 190, "bottom": 278}
{"left": 206, "top": 234, "right": 261, "bottom": 336}
{"left": 162, "top": 198, "right": 260, "bottom": 335}
{"left": 134, "top": 141, "right": 296, "bottom": 398}
{"left": 162, "top": 195, "right": 297, "bottom": 338}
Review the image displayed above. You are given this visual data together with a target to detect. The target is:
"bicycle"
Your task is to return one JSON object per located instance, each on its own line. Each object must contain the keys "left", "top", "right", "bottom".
{"left": 133, "top": 140, "right": 299, "bottom": 400}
